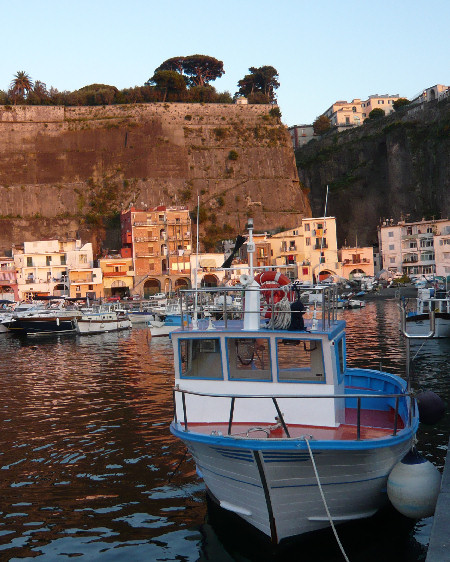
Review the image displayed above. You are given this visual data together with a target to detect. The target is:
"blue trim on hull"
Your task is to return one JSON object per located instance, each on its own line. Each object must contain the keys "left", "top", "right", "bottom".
{"left": 170, "top": 421, "right": 418, "bottom": 451}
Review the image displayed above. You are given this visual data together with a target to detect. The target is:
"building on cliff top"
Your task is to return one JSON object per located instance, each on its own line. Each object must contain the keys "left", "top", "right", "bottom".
{"left": 120, "top": 206, "right": 192, "bottom": 298}
{"left": 378, "top": 218, "right": 450, "bottom": 278}
{"left": 322, "top": 94, "right": 399, "bottom": 130}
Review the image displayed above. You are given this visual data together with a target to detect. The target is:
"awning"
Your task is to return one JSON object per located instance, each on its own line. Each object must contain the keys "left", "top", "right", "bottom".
{"left": 199, "top": 259, "right": 217, "bottom": 268}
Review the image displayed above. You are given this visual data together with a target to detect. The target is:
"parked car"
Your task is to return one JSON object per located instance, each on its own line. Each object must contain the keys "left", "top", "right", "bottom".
{"left": 107, "top": 295, "right": 120, "bottom": 302}
{"left": 152, "top": 293, "right": 166, "bottom": 299}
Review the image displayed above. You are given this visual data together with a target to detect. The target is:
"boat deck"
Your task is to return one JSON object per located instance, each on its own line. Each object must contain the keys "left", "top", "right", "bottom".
{"left": 186, "top": 407, "right": 403, "bottom": 441}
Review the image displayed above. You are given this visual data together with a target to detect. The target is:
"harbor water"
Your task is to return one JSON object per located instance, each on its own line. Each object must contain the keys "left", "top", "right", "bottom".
{"left": 0, "top": 298, "right": 448, "bottom": 561}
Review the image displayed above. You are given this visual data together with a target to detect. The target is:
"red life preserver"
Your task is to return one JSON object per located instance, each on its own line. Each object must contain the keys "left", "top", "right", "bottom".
{"left": 254, "top": 271, "right": 290, "bottom": 286}
{"left": 255, "top": 271, "right": 290, "bottom": 309}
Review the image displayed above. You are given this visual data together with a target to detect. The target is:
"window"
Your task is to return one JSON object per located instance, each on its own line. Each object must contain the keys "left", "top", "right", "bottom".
{"left": 304, "top": 224, "right": 310, "bottom": 232}
{"left": 336, "top": 337, "right": 346, "bottom": 382}
{"left": 27, "top": 257, "right": 33, "bottom": 267}
{"left": 88, "top": 285, "right": 93, "bottom": 290}
{"left": 276, "top": 339, "right": 324, "bottom": 383}
{"left": 306, "top": 238, "right": 311, "bottom": 246}
{"left": 410, "top": 242, "right": 417, "bottom": 248}
{"left": 427, "top": 227, "right": 433, "bottom": 233}
{"left": 227, "top": 338, "right": 271, "bottom": 381}
{"left": 345, "top": 117, "right": 350, "bottom": 124}
{"left": 388, "top": 231, "right": 394, "bottom": 237}
{"left": 79, "top": 254, "right": 87, "bottom": 264}
{"left": 390, "top": 257, "right": 396, "bottom": 263}
{"left": 60, "top": 255, "right": 66, "bottom": 265}
{"left": 389, "top": 244, "right": 395, "bottom": 250}
{"left": 180, "top": 338, "right": 222, "bottom": 379}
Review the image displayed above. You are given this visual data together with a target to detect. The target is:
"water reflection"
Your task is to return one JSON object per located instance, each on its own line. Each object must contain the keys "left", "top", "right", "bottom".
{"left": 0, "top": 301, "right": 448, "bottom": 560}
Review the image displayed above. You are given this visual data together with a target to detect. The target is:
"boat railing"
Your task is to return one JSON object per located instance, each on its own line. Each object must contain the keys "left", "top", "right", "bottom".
{"left": 178, "top": 284, "right": 339, "bottom": 331}
{"left": 173, "top": 387, "right": 414, "bottom": 441}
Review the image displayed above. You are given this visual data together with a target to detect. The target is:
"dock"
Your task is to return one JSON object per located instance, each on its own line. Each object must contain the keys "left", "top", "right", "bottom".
{"left": 426, "top": 439, "right": 450, "bottom": 561}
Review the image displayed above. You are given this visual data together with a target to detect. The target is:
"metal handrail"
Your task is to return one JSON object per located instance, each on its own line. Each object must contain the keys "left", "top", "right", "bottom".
{"left": 173, "top": 387, "right": 412, "bottom": 440}
{"left": 178, "top": 284, "right": 339, "bottom": 332}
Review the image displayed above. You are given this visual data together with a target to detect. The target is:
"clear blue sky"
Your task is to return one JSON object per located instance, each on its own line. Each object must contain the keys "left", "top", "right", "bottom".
{"left": 2, "top": 0, "right": 449, "bottom": 126}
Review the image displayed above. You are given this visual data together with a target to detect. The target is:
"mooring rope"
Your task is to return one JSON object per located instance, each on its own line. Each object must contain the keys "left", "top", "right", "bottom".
{"left": 303, "top": 437, "right": 350, "bottom": 562}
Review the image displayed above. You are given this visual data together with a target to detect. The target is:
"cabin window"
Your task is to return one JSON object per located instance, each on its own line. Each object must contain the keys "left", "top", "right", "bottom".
{"left": 336, "top": 336, "right": 346, "bottom": 382}
{"left": 179, "top": 338, "right": 223, "bottom": 379}
{"left": 227, "top": 338, "right": 271, "bottom": 381}
{"left": 276, "top": 338, "right": 324, "bottom": 383}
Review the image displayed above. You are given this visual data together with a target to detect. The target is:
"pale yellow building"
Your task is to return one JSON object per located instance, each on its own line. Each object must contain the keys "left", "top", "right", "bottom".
{"left": 98, "top": 256, "right": 134, "bottom": 299}
{"left": 69, "top": 267, "right": 103, "bottom": 300}
{"left": 338, "top": 247, "right": 374, "bottom": 279}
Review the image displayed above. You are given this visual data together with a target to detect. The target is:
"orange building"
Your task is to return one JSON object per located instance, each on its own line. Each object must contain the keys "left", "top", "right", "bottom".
{"left": 121, "top": 206, "right": 192, "bottom": 296}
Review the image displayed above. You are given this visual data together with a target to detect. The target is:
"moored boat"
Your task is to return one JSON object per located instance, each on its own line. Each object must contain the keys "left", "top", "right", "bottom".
{"left": 404, "top": 287, "right": 450, "bottom": 338}
{"left": 76, "top": 306, "right": 131, "bottom": 334}
{"left": 7, "top": 299, "right": 81, "bottom": 336}
{"left": 168, "top": 221, "right": 424, "bottom": 545}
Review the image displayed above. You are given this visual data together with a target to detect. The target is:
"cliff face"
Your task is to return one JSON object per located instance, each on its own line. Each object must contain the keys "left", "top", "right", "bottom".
{"left": 0, "top": 103, "right": 310, "bottom": 253}
{"left": 296, "top": 98, "right": 450, "bottom": 247}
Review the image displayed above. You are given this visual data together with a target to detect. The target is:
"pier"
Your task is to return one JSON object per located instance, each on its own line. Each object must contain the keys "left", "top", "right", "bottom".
{"left": 426, "top": 438, "right": 450, "bottom": 561}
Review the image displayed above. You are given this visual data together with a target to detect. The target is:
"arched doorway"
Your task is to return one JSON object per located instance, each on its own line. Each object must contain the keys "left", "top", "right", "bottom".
{"left": 174, "top": 278, "right": 190, "bottom": 291}
{"left": 429, "top": 89, "right": 436, "bottom": 100}
{"left": 201, "top": 274, "right": 219, "bottom": 287}
{"left": 318, "top": 270, "right": 333, "bottom": 282}
{"left": 143, "top": 279, "right": 161, "bottom": 298}
{"left": 349, "top": 268, "right": 365, "bottom": 280}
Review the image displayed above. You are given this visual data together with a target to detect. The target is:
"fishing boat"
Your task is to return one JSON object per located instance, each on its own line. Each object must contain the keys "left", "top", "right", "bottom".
{"left": 168, "top": 220, "right": 422, "bottom": 545}
{"left": 76, "top": 306, "right": 131, "bottom": 334}
{"left": 404, "top": 287, "right": 450, "bottom": 338}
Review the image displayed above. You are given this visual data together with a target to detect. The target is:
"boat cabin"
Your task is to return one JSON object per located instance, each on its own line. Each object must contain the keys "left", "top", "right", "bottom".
{"left": 171, "top": 321, "right": 347, "bottom": 429}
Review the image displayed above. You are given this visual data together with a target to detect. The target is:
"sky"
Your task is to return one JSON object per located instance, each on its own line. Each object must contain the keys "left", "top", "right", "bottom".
{"left": 2, "top": 0, "right": 449, "bottom": 126}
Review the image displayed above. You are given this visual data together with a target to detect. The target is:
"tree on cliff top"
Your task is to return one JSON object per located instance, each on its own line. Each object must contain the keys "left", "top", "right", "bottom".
{"left": 152, "top": 55, "right": 225, "bottom": 88}
{"left": 236, "top": 66, "right": 279, "bottom": 103}
{"left": 10, "top": 71, "right": 33, "bottom": 103}
{"left": 393, "top": 98, "right": 411, "bottom": 110}
{"left": 368, "top": 108, "right": 385, "bottom": 120}
{"left": 148, "top": 70, "right": 187, "bottom": 101}
{"left": 313, "top": 115, "right": 331, "bottom": 135}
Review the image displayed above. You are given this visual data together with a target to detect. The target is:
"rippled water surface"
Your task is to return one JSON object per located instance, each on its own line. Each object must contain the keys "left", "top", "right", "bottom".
{"left": 0, "top": 299, "right": 448, "bottom": 561}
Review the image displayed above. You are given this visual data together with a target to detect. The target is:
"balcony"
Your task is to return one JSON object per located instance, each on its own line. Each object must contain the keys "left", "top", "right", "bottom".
{"left": 103, "top": 271, "right": 128, "bottom": 277}
{"left": 314, "top": 244, "right": 328, "bottom": 250}
{"left": 135, "top": 252, "right": 161, "bottom": 258}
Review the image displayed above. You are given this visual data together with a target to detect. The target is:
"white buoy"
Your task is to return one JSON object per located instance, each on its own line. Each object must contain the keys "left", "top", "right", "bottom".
{"left": 387, "top": 449, "right": 441, "bottom": 519}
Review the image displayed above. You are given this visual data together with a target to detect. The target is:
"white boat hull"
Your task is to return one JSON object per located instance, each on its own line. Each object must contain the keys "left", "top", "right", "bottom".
{"left": 76, "top": 315, "right": 131, "bottom": 334}
{"left": 173, "top": 428, "right": 412, "bottom": 542}
{"left": 405, "top": 315, "right": 450, "bottom": 338}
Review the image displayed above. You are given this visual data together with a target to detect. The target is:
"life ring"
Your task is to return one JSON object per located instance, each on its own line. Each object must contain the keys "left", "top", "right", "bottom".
{"left": 254, "top": 271, "right": 290, "bottom": 287}
{"left": 255, "top": 271, "right": 290, "bottom": 313}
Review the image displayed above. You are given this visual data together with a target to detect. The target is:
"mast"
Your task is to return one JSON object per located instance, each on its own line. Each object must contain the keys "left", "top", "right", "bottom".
{"left": 318, "top": 185, "right": 329, "bottom": 283}
{"left": 191, "top": 196, "right": 200, "bottom": 330}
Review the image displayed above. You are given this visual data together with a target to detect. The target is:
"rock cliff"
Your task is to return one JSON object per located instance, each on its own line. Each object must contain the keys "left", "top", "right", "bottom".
{"left": 296, "top": 98, "right": 449, "bottom": 247}
{"left": 0, "top": 103, "right": 310, "bottom": 253}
